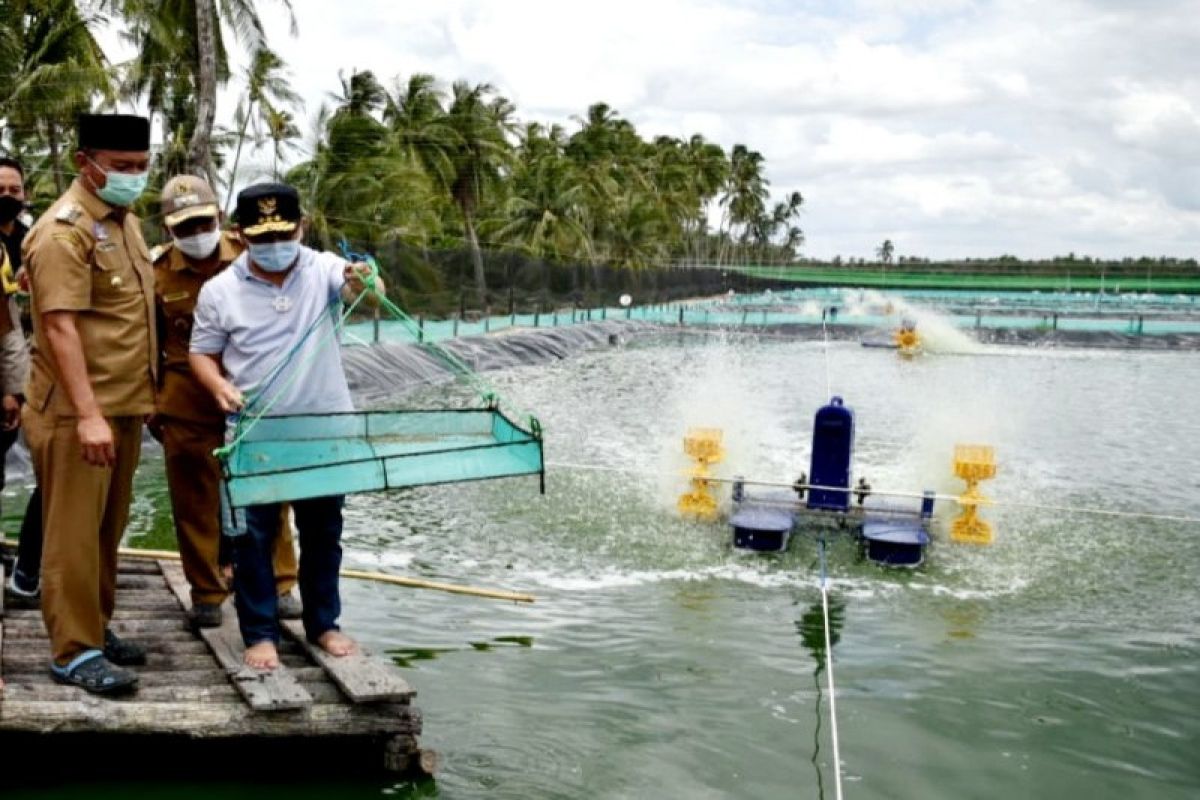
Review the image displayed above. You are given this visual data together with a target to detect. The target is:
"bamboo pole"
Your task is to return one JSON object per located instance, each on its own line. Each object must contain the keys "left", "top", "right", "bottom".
{"left": 112, "top": 547, "right": 535, "bottom": 603}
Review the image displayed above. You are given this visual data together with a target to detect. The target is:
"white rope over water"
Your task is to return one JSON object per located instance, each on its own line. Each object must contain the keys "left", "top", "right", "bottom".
{"left": 821, "top": 315, "right": 833, "bottom": 402}
{"left": 818, "top": 536, "right": 845, "bottom": 800}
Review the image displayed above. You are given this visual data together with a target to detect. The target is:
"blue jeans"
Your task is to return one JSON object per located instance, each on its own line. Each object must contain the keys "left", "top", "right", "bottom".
{"left": 232, "top": 495, "right": 345, "bottom": 647}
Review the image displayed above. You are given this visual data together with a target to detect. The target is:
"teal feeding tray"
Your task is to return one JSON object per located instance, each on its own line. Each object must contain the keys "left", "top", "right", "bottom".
{"left": 221, "top": 408, "right": 543, "bottom": 507}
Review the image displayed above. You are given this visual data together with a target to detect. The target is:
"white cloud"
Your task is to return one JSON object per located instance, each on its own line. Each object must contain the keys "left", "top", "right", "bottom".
{"left": 100, "top": 0, "right": 1200, "bottom": 258}
{"left": 1111, "top": 85, "right": 1200, "bottom": 159}
{"left": 808, "top": 120, "right": 1013, "bottom": 168}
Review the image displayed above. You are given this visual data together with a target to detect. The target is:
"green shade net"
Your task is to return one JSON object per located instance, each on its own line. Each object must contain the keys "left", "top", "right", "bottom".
{"left": 217, "top": 251, "right": 544, "bottom": 507}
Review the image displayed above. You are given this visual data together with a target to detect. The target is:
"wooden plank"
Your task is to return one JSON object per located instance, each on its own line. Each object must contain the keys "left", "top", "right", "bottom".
{"left": 1, "top": 678, "right": 347, "bottom": 705}
{"left": 115, "top": 559, "right": 165, "bottom": 575}
{"left": 385, "top": 738, "right": 441, "bottom": 777}
{"left": 160, "top": 560, "right": 312, "bottom": 713}
{"left": 5, "top": 639, "right": 312, "bottom": 668}
{"left": 4, "top": 650, "right": 227, "bottom": 672}
{"left": 1, "top": 637, "right": 209, "bottom": 656}
{"left": 109, "top": 593, "right": 189, "bottom": 610}
{"left": 116, "top": 573, "right": 169, "bottom": 590}
{"left": 1, "top": 667, "right": 226, "bottom": 685}
{"left": 1, "top": 561, "right": 5, "bottom": 617}
{"left": 0, "top": 606, "right": 188, "bottom": 622}
{"left": 0, "top": 699, "right": 420, "bottom": 737}
{"left": 3, "top": 623, "right": 195, "bottom": 642}
{"left": 159, "top": 560, "right": 193, "bottom": 611}
{"left": 197, "top": 629, "right": 315, "bottom": 712}
{"left": 3, "top": 680, "right": 243, "bottom": 704}
{"left": 281, "top": 620, "right": 413, "bottom": 704}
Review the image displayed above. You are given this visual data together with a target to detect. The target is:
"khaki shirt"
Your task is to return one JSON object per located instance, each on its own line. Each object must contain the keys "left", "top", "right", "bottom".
{"left": 22, "top": 178, "right": 156, "bottom": 417}
{"left": 153, "top": 231, "right": 243, "bottom": 423}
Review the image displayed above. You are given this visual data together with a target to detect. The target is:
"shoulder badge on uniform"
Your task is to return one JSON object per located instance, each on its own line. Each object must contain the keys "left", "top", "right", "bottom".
{"left": 162, "top": 290, "right": 190, "bottom": 303}
{"left": 54, "top": 204, "right": 83, "bottom": 224}
{"left": 150, "top": 243, "right": 167, "bottom": 262}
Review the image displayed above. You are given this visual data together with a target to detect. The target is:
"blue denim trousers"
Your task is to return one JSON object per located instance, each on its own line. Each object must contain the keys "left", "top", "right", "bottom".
{"left": 232, "top": 495, "right": 345, "bottom": 647}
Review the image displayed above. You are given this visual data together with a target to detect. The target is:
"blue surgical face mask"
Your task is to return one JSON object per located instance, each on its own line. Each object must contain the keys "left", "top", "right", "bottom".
{"left": 87, "top": 157, "right": 148, "bottom": 207}
{"left": 248, "top": 239, "right": 300, "bottom": 272}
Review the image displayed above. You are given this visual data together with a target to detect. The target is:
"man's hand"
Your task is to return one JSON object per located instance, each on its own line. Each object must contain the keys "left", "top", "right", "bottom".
{"left": 213, "top": 379, "right": 245, "bottom": 414}
{"left": 78, "top": 413, "right": 116, "bottom": 467}
{"left": 342, "top": 261, "right": 384, "bottom": 307}
{"left": 343, "top": 261, "right": 373, "bottom": 291}
{"left": 2, "top": 394, "right": 20, "bottom": 431}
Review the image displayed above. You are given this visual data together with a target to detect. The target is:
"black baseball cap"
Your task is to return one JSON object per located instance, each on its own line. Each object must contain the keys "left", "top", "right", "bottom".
{"left": 236, "top": 182, "right": 301, "bottom": 236}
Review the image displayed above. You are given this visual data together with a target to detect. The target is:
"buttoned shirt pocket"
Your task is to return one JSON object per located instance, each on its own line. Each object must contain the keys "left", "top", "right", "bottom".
{"left": 161, "top": 290, "right": 196, "bottom": 338}
{"left": 91, "top": 243, "right": 138, "bottom": 304}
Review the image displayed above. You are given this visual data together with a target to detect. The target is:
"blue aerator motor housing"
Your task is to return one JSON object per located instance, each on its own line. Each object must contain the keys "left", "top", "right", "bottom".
{"left": 730, "top": 504, "right": 795, "bottom": 552}
{"left": 861, "top": 519, "right": 932, "bottom": 567}
{"left": 807, "top": 397, "right": 855, "bottom": 512}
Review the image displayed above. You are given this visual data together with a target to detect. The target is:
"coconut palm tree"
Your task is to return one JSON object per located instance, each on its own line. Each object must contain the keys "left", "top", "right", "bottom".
{"left": 606, "top": 190, "right": 670, "bottom": 270}
{"left": 223, "top": 46, "right": 299, "bottom": 207}
{"left": 488, "top": 122, "right": 591, "bottom": 261}
{"left": 563, "top": 103, "right": 657, "bottom": 273}
{"left": 0, "top": 0, "right": 115, "bottom": 193}
{"left": 441, "top": 81, "right": 515, "bottom": 305}
{"left": 263, "top": 106, "right": 300, "bottom": 180}
{"left": 679, "top": 134, "right": 729, "bottom": 262}
{"left": 330, "top": 68, "right": 387, "bottom": 119}
{"left": 113, "top": 0, "right": 296, "bottom": 182}
{"left": 877, "top": 239, "right": 895, "bottom": 265}
{"left": 719, "top": 144, "right": 769, "bottom": 264}
{"left": 384, "top": 73, "right": 454, "bottom": 186}
{"left": 288, "top": 101, "right": 437, "bottom": 253}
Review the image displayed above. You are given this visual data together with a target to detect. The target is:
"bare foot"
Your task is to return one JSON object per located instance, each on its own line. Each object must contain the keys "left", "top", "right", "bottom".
{"left": 316, "top": 629, "right": 358, "bottom": 657}
{"left": 244, "top": 640, "right": 280, "bottom": 670}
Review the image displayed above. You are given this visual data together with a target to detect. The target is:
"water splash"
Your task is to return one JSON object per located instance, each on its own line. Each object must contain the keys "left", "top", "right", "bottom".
{"left": 850, "top": 289, "right": 983, "bottom": 354}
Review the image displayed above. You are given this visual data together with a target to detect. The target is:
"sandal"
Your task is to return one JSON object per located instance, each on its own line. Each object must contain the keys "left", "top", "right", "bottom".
{"left": 104, "top": 628, "right": 147, "bottom": 666}
{"left": 50, "top": 650, "right": 138, "bottom": 696}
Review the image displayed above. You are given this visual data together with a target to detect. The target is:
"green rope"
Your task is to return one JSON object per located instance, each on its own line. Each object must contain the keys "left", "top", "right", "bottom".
{"left": 215, "top": 286, "right": 370, "bottom": 460}
{"left": 217, "top": 253, "right": 542, "bottom": 464}
{"left": 357, "top": 255, "right": 541, "bottom": 434}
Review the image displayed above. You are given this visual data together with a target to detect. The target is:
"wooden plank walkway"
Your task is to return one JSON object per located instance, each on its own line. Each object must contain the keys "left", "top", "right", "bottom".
{"left": 0, "top": 548, "right": 431, "bottom": 775}
{"left": 160, "top": 562, "right": 315, "bottom": 712}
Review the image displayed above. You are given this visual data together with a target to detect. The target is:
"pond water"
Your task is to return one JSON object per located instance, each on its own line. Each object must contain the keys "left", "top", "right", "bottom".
{"left": 5, "top": 328, "right": 1199, "bottom": 799}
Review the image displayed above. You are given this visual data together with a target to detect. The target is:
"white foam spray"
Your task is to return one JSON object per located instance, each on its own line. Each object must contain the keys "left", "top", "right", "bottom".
{"left": 854, "top": 290, "right": 983, "bottom": 354}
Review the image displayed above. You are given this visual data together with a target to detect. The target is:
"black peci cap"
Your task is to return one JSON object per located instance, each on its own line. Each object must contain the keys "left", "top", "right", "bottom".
{"left": 235, "top": 182, "right": 301, "bottom": 236}
{"left": 78, "top": 114, "right": 151, "bottom": 152}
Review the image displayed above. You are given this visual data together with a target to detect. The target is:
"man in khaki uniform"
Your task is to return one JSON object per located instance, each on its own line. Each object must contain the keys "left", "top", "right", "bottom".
{"left": 21, "top": 114, "right": 155, "bottom": 695}
{"left": 152, "top": 175, "right": 300, "bottom": 627}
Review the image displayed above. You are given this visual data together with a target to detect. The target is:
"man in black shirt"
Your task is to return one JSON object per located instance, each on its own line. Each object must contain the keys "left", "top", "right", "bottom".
{"left": 0, "top": 156, "right": 42, "bottom": 603}
{"left": 0, "top": 156, "right": 29, "bottom": 270}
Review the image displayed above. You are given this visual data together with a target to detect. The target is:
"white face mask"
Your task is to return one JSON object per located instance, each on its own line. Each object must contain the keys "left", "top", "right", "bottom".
{"left": 174, "top": 228, "right": 222, "bottom": 260}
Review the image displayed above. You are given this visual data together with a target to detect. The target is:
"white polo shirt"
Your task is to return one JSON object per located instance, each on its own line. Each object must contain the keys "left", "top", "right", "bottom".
{"left": 190, "top": 245, "right": 354, "bottom": 415}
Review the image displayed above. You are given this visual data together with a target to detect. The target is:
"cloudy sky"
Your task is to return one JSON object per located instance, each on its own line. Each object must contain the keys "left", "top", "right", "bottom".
{"left": 114, "top": 0, "right": 1200, "bottom": 260}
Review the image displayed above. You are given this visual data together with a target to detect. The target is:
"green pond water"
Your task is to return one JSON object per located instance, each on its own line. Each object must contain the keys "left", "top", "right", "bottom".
{"left": 4, "top": 332, "right": 1199, "bottom": 799}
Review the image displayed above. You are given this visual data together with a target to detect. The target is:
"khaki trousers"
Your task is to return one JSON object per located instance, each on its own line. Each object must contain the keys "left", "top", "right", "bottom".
{"left": 24, "top": 409, "right": 142, "bottom": 665}
{"left": 160, "top": 415, "right": 297, "bottom": 605}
